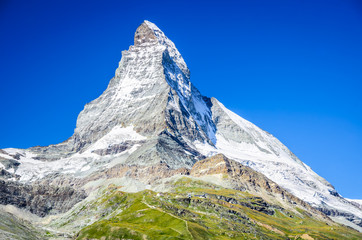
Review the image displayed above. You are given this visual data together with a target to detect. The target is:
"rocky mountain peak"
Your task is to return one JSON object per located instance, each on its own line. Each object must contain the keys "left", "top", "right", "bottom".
{"left": 134, "top": 21, "right": 158, "bottom": 46}
{"left": 133, "top": 20, "right": 190, "bottom": 78}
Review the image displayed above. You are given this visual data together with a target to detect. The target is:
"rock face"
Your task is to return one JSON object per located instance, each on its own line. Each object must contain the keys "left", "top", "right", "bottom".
{"left": 0, "top": 179, "right": 86, "bottom": 217}
{"left": 134, "top": 22, "right": 158, "bottom": 46}
{"left": 190, "top": 154, "right": 326, "bottom": 218}
{"left": 0, "top": 20, "right": 361, "bottom": 233}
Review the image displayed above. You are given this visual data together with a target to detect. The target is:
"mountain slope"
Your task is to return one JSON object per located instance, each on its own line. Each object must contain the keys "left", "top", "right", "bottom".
{"left": 195, "top": 98, "right": 362, "bottom": 228}
{"left": 0, "top": 208, "right": 43, "bottom": 239}
{"left": 48, "top": 154, "right": 362, "bottom": 239}
{"left": 0, "top": 20, "right": 361, "bottom": 236}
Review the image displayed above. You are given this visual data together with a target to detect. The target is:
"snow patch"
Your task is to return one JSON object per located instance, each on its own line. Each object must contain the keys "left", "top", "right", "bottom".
{"left": 86, "top": 125, "right": 146, "bottom": 152}
{"left": 14, "top": 126, "right": 146, "bottom": 182}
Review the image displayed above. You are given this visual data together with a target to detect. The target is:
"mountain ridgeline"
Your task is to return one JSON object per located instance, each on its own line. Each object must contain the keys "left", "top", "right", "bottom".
{"left": 0, "top": 21, "right": 361, "bottom": 239}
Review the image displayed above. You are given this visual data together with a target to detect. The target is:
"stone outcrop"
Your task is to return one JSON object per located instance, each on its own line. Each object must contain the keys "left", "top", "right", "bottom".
{"left": 134, "top": 22, "right": 158, "bottom": 46}
{"left": 191, "top": 154, "right": 328, "bottom": 219}
{"left": 0, "top": 179, "right": 86, "bottom": 217}
{"left": 317, "top": 207, "right": 362, "bottom": 227}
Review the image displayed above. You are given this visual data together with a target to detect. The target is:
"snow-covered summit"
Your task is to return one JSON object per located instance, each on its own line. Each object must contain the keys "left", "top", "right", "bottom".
{"left": 70, "top": 21, "right": 215, "bottom": 152}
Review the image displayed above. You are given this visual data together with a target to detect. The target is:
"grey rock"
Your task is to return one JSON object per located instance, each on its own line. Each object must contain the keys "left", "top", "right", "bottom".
{"left": 0, "top": 157, "right": 20, "bottom": 170}
{"left": 0, "top": 179, "right": 86, "bottom": 217}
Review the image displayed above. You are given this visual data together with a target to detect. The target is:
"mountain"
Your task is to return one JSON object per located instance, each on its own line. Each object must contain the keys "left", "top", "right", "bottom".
{"left": 0, "top": 20, "right": 361, "bottom": 239}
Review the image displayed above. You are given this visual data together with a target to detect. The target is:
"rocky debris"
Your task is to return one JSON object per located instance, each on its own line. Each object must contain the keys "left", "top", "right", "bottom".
{"left": 0, "top": 179, "right": 86, "bottom": 217}
{"left": 206, "top": 194, "right": 275, "bottom": 215}
{"left": 83, "top": 162, "right": 190, "bottom": 188}
{"left": 162, "top": 195, "right": 250, "bottom": 224}
{"left": 189, "top": 197, "right": 250, "bottom": 223}
{"left": 317, "top": 207, "right": 362, "bottom": 228}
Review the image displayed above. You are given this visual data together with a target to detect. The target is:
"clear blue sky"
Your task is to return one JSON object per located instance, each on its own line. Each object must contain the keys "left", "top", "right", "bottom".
{"left": 0, "top": 0, "right": 361, "bottom": 198}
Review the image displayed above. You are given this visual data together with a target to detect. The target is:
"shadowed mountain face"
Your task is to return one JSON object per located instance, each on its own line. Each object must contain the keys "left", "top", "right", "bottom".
{"left": 0, "top": 20, "right": 362, "bottom": 238}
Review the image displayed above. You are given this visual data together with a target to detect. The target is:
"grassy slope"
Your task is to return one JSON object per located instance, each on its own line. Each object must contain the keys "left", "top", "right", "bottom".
{"left": 0, "top": 210, "right": 43, "bottom": 240}
{"left": 74, "top": 178, "right": 362, "bottom": 240}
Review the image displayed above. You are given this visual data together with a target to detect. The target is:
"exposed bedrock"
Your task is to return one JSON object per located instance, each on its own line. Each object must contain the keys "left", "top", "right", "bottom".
{"left": 0, "top": 179, "right": 87, "bottom": 217}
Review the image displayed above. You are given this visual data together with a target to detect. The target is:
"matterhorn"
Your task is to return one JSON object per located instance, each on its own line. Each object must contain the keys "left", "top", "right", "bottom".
{"left": 0, "top": 20, "right": 361, "bottom": 239}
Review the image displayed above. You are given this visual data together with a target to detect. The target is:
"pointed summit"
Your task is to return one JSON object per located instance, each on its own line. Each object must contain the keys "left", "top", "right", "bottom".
{"left": 133, "top": 20, "right": 190, "bottom": 78}
{"left": 134, "top": 21, "right": 158, "bottom": 46}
